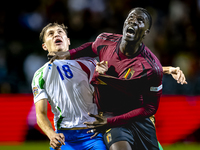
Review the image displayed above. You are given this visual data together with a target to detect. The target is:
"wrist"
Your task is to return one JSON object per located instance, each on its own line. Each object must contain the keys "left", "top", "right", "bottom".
{"left": 163, "top": 66, "right": 172, "bottom": 74}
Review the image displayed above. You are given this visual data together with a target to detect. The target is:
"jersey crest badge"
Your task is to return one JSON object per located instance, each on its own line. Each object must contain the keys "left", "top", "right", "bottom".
{"left": 33, "top": 87, "right": 38, "bottom": 97}
{"left": 123, "top": 68, "right": 135, "bottom": 79}
{"left": 106, "top": 133, "right": 112, "bottom": 143}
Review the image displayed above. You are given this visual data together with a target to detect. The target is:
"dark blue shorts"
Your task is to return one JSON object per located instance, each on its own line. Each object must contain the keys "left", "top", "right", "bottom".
{"left": 103, "top": 118, "right": 159, "bottom": 150}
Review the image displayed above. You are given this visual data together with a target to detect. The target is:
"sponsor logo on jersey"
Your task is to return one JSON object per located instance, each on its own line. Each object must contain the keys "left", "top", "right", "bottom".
{"left": 33, "top": 87, "right": 38, "bottom": 97}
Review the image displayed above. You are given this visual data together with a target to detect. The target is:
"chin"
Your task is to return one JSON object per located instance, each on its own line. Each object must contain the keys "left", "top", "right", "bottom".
{"left": 124, "top": 37, "right": 135, "bottom": 42}
{"left": 56, "top": 48, "right": 64, "bottom": 52}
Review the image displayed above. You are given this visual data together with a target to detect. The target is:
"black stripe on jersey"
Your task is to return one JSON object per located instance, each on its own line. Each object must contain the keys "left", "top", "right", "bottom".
{"left": 100, "top": 33, "right": 121, "bottom": 42}
{"left": 134, "top": 63, "right": 148, "bottom": 78}
{"left": 141, "top": 48, "right": 162, "bottom": 77}
{"left": 115, "top": 37, "right": 122, "bottom": 60}
{"left": 141, "top": 63, "right": 147, "bottom": 78}
{"left": 97, "top": 45, "right": 107, "bottom": 55}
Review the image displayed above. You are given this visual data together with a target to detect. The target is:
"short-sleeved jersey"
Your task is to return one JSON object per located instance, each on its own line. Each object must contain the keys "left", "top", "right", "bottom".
{"left": 31, "top": 57, "right": 97, "bottom": 130}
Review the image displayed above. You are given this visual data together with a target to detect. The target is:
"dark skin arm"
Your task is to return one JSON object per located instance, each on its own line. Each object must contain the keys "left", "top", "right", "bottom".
{"left": 84, "top": 113, "right": 108, "bottom": 139}
{"left": 84, "top": 62, "right": 187, "bottom": 138}
{"left": 50, "top": 50, "right": 187, "bottom": 85}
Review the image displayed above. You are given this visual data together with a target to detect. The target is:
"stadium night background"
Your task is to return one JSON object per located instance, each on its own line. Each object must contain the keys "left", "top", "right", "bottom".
{"left": 0, "top": 0, "right": 200, "bottom": 149}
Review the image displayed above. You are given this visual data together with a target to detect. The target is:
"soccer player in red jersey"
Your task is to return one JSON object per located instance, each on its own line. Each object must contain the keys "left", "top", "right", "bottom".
{"left": 50, "top": 7, "right": 187, "bottom": 150}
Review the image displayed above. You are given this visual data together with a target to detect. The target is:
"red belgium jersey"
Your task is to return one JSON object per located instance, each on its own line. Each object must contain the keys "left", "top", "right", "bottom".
{"left": 69, "top": 33, "right": 163, "bottom": 127}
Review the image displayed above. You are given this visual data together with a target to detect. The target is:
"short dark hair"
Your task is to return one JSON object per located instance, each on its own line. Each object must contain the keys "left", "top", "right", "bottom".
{"left": 128, "top": 7, "right": 152, "bottom": 30}
{"left": 39, "top": 23, "right": 68, "bottom": 43}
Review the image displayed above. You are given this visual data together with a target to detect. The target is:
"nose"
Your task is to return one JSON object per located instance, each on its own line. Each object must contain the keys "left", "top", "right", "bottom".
{"left": 54, "top": 31, "right": 59, "bottom": 37}
{"left": 129, "top": 18, "right": 137, "bottom": 26}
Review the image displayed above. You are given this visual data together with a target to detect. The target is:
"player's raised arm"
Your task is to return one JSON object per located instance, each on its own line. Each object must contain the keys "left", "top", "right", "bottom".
{"left": 50, "top": 42, "right": 97, "bottom": 63}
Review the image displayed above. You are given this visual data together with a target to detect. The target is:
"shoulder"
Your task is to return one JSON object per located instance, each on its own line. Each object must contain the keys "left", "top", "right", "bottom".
{"left": 96, "top": 32, "right": 122, "bottom": 42}
{"left": 141, "top": 45, "right": 163, "bottom": 76}
{"left": 33, "top": 63, "right": 48, "bottom": 76}
{"left": 32, "top": 62, "right": 48, "bottom": 85}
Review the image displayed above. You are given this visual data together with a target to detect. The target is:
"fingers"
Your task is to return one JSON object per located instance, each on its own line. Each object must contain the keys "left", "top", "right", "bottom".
{"left": 49, "top": 55, "right": 57, "bottom": 63}
{"left": 96, "top": 61, "right": 108, "bottom": 74}
{"left": 50, "top": 133, "right": 65, "bottom": 149}
{"left": 59, "top": 133, "right": 65, "bottom": 145}
{"left": 49, "top": 51, "right": 70, "bottom": 63}
{"left": 86, "top": 129, "right": 99, "bottom": 139}
{"left": 87, "top": 129, "right": 96, "bottom": 134}
{"left": 88, "top": 112, "right": 97, "bottom": 118}
{"left": 83, "top": 121, "right": 94, "bottom": 127}
{"left": 87, "top": 112, "right": 102, "bottom": 120}
{"left": 175, "top": 68, "right": 187, "bottom": 85}
{"left": 90, "top": 132, "right": 99, "bottom": 139}
{"left": 170, "top": 67, "right": 187, "bottom": 85}
{"left": 50, "top": 140, "right": 61, "bottom": 149}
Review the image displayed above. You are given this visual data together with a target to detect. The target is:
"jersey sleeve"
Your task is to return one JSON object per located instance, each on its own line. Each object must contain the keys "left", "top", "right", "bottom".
{"left": 68, "top": 33, "right": 107, "bottom": 59}
{"left": 103, "top": 67, "right": 163, "bottom": 127}
{"left": 69, "top": 42, "right": 98, "bottom": 59}
{"left": 31, "top": 66, "right": 48, "bottom": 104}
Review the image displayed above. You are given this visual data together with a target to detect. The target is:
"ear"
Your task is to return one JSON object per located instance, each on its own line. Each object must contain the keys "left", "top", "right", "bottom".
{"left": 144, "top": 29, "right": 150, "bottom": 36}
{"left": 142, "top": 29, "right": 150, "bottom": 38}
{"left": 42, "top": 43, "right": 48, "bottom": 51}
{"left": 68, "top": 38, "right": 71, "bottom": 46}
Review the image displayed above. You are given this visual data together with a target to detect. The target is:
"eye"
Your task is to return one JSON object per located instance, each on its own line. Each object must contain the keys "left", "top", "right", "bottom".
{"left": 137, "top": 18, "right": 144, "bottom": 23}
{"left": 48, "top": 32, "right": 53, "bottom": 36}
{"left": 58, "top": 30, "right": 64, "bottom": 34}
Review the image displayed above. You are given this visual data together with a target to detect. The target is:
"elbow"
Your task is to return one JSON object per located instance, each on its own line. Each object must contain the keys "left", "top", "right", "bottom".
{"left": 144, "top": 105, "right": 158, "bottom": 117}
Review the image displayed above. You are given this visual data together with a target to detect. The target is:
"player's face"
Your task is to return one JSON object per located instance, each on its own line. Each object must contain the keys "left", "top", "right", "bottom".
{"left": 122, "top": 9, "right": 149, "bottom": 42}
{"left": 42, "top": 26, "right": 70, "bottom": 54}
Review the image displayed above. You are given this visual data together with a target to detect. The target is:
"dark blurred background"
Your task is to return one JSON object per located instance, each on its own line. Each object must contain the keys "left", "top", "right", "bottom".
{"left": 0, "top": 0, "right": 200, "bottom": 95}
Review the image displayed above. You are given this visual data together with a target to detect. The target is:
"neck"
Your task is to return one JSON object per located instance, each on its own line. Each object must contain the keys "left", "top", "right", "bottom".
{"left": 120, "top": 40, "right": 142, "bottom": 57}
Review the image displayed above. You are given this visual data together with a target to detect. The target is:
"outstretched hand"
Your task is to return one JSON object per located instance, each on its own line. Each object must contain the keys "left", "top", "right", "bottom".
{"left": 169, "top": 67, "right": 187, "bottom": 85}
{"left": 84, "top": 113, "right": 108, "bottom": 139}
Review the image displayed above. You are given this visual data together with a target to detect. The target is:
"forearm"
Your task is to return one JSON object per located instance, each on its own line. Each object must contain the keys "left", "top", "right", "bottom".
{"left": 36, "top": 113, "right": 55, "bottom": 139}
{"left": 107, "top": 96, "right": 160, "bottom": 128}
{"left": 35, "top": 99, "right": 55, "bottom": 139}
{"left": 162, "top": 66, "right": 172, "bottom": 74}
{"left": 69, "top": 42, "right": 97, "bottom": 59}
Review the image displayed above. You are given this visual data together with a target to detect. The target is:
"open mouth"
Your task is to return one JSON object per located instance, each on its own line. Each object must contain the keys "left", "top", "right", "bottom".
{"left": 126, "top": 27, "right": 135, "bottom": 35}
{"left": 54, "top": 38, "right": 63, "bottom": 44}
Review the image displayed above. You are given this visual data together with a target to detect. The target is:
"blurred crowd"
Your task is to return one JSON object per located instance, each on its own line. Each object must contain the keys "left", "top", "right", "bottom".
{"left": 0, "top": 0, "right": 200, "bottom": 95}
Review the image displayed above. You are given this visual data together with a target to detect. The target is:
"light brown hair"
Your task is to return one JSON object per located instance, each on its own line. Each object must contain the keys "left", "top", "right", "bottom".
{"left": 39, "top": 23, "right": 68, "bottom": 43}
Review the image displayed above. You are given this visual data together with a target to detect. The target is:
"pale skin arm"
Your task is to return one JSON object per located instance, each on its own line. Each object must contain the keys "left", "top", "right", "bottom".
{"left": 96, "top": 63, "right": 187, "bottom": 85}
{"left": 35, "top": 99, "right": 65, "bottom": 150}
{"left": 85, "top": 63, "right": 187, "bottom": 138}
{"left": 163, "top": 66, "right": 187, "bottom": 85}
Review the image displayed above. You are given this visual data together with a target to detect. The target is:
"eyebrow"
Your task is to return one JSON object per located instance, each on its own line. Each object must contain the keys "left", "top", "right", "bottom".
{"left": 46, "top": 29, "right": 54, "bottom": 35}
{"left": 46, "top": 28, "right": 64, "bottom": 35}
